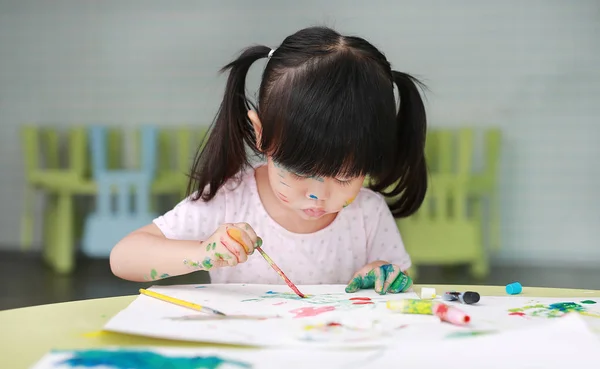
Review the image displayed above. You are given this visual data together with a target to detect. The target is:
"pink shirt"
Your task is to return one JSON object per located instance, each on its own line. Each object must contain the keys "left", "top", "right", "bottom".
{"left": 153, "top": 169, "right": 411, "bottom": 285}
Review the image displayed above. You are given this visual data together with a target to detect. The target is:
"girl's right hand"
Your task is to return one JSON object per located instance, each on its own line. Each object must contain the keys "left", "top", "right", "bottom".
{"left": 195, "top": 223, "right": 260, "bottom": 270}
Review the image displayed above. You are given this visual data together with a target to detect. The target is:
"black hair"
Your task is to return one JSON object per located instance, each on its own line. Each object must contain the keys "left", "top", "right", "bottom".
{"left": 187, "top": 26, "right": 427, "bottom": 217}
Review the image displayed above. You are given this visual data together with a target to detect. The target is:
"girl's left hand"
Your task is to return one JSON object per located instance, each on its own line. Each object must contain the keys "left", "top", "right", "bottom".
{"left": 345, "top": 261, "right": 412, "bottom": 295}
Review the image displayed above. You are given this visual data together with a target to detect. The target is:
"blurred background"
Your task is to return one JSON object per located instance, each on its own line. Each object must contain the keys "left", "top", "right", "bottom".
{"left": 1, "top": 0, "right": 599, "bottom": 310}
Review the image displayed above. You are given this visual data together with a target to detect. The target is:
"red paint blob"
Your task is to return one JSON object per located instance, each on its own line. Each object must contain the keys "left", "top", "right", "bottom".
{"left": 509, "top": 312, "right": 526, "bottom": 317}
{"left": 349, "top": 297, "right": 372, "bottom": 301}
{"left": 352, "top": 301, "right": 374, "bottom": 305}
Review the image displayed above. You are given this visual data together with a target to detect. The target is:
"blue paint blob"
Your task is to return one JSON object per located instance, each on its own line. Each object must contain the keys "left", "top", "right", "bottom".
{"left": 194, "top": 285, "right": 207, "bottom": 289}
{"left": 309, "top": 194, "right": 318, "bottom": 200}
{"left": 57, "top": 349, "right": 251, "bottom": 369}
{"left": 265, "top": 290, "right": 276, "bottom": 294}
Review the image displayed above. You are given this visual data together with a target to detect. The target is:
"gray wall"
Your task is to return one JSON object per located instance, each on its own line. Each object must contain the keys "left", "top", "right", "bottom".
{"left": 1, "top": 1, "right": 599, "bottom": 266}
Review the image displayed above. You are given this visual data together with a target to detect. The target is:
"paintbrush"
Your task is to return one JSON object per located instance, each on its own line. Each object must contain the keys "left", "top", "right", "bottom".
{"left": 254, "top": 238, "right": 306, "bottom": 298}
{"left": 139, "top": 288, "right": 226, "bottom": 316}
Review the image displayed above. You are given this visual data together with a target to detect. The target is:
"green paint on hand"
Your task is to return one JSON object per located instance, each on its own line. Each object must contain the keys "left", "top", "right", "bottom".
{"left": 212, "top": 242, "right": 216, "bottom": 250}
{"left": 345, "top": 270, "right": 377, "bottom": 293}
{"left": 206, "top": 243, "right": 211, "bottom": 252}
{"left": 57, "top": 349, "right": 251, "bottom": 369}
{"left": 150, "top": 269, "right": 158, "bottom": 280}
{"left": 388, "top": 272, "right": 412, "bottom": 293}
{"left": 581, "top": 300, "right": 597, "bottom": 304}
{"left": 202, "top": 257, "right": 213, "bottom": 270}
{"left": 376, "top": 265, "right": 389, "bottom": 294}
{"left": 214, "top": 252, "right": 231, "bottom": 260}
{"left": 160, "top": 273, "right": 170, "bottom": 279}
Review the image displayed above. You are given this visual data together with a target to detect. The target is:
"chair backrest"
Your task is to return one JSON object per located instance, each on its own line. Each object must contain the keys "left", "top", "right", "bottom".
{"left": 88, "top": 125, "right": 157, "bottom": 217}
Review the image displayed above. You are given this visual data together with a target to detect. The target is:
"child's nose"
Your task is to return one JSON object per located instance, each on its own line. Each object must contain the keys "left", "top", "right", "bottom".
{"left": 306, "top": 186, "right": 328, "bottom": 201}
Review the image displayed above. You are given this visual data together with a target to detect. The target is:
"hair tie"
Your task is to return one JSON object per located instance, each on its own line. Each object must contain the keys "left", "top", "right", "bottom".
{"left": 268, "top": 49, "right": 276, "bottom": 59}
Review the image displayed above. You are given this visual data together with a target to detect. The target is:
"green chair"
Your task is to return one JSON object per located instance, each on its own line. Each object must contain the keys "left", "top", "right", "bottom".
{"left": 21, "top": 126, "right": 92, "bottom": 273}
{"left": 396, "top": 128, "right": 501, "bottom": 279}
{"left": 21, "top": 126, "right": 125, "bottom": 274}
{"left": 153, "top": 127, "right": 209, "bottom": 199}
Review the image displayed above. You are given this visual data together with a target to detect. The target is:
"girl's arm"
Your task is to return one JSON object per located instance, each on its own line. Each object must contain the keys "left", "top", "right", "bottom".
{"left": 110, "top": 222, "right": 258, "bottom": 282}
{"left": 109, "top": 223, "right": 208, "bottom": 282}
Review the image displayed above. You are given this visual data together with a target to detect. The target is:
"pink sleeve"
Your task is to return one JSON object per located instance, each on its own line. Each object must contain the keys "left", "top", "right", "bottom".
{"left": 365, "top": 194, "right": 412, "bottom": 271}
{"left": 153, "top": 190, "right": 226, "bottom": 242}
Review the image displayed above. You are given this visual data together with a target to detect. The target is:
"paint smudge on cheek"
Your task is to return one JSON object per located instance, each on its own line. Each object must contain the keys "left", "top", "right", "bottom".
{"left": 309, "top": 194, "right": 318, "bottom": 200}
{"left": 276, "top": 192, "right": 289, "bottom": 203}
{"left": 343, "top": 196, "right": 356, "bottom": 208}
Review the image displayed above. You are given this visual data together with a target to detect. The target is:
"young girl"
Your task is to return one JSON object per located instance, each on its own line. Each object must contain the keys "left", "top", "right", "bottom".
{"left": 110, "top": 26, "right": 427, "bottom": 295}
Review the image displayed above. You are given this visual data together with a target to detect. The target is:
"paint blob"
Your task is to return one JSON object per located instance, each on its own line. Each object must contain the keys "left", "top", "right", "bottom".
{"left": 290, "top": 306, "right": 336, "bottom": 318}
{"left": 581, "top": 300, "right": 597, "bottom": 304}
{"left": 57, "top": 349, "right": 250, "bottom": 369}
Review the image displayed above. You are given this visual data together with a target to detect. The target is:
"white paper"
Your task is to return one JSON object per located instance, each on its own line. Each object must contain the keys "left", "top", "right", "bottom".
{"left": 33, "top": 314, "right": 600, "bottom": 369}
{"left": 30, "top": 347, "right": 379, "bottom": 369}
{"left": 376, "top": 313, "right": 600, "bottom": 369}
{"left": 104, "top": 284, "right": 437, "bottom": 348}
{"left": 103, "top": 284, "right": 600, "bottom": 348}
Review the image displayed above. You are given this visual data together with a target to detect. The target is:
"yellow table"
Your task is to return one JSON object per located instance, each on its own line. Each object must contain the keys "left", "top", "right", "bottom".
{"left": 2, "top": 285, "right": 599, "bottom": 369}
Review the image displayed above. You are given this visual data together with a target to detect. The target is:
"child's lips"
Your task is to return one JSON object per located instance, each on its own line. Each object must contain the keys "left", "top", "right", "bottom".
{"left": 303, "top": 208, "right": 326, "bottom": 218}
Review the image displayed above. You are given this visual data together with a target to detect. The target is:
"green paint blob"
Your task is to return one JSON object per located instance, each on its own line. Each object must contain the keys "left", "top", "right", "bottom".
{"left": 206, "top": 243, "right": 210, "bottom": 252}
{"left": 581, "top": 300, "right": 597, "bottom": 304}
{"left": 201, "top": 257, "right": 213, "bottom": 270}
{"left": 159, "top": 273, "right": 170, "bottom": 279}
{"left": 57, "top": 349, "right": 250, "bottom": 369}
{"left": 446, "top": 330, "right": 495, "bottom": 339}
{"left": 211, "top": 242, "right": 216, "bottom": 250}
{"left": 150, "top": 269, "right": 158, "bottom": 280}
{"left": 548, "top": 302, "right": 584, "bottom": 313}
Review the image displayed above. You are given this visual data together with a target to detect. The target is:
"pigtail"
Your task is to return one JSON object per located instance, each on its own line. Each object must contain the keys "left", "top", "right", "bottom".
{"left": 187, "top": 45, "right": 272, "bottom": 201}
{"left": 372, "top": 71, "right": 428, "bottom": 217}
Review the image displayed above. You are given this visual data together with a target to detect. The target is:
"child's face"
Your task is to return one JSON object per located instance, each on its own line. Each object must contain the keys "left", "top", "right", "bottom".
{"left": 267, "top": 158, "right": 365, "bottom": 220}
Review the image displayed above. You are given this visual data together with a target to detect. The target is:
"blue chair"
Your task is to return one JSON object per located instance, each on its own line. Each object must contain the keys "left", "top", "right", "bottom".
{"left": 82, "top": 125, "right": 158, "bottom": 258}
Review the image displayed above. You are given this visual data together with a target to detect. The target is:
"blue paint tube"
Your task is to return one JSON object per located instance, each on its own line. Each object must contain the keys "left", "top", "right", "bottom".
{"left": 443, "top": 291, "right": 480, "bottom": 305}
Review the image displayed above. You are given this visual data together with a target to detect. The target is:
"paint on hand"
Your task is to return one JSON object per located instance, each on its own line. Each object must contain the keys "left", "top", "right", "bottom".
{"left": 345, "top": 269, "right": 377, "bottom": 293}
{"left": 205, "top": 242, "right": 216, "bottom": 251}
{"left": 150, "top": 269, "right": 158, "bottom": 280}
{"left": 201, "top": 257, "right": 213, "bottom": 270}
{"left": 343, "top": 196, "right": 356, "bottom": 208}
{"left": 290, "top": 306, "right": 336, "bottom": 318}
{"left": 57, "top": 349, "right": 251, "bottom": 369}
{"left": 345, "top": 267, "right": 412, "bottom": 294}
{"left": 227, "top": 228, "right": 250, "bottom": 254}
{"left": 159, "top": 273, "right": 170, "bottom": 279}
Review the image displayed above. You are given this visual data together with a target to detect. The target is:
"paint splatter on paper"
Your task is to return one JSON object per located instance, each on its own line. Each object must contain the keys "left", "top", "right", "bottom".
{"left": 54, "top": 349, "right": 250, "bottom": 369}
{"left": 290, "top": 306, "right": 336, "bottom": 318}
{"left": 508, "top": 301, "right": 600, "bottom": 318}
{"left": 241, "top": 291, "right": 379, "bottom": 312}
